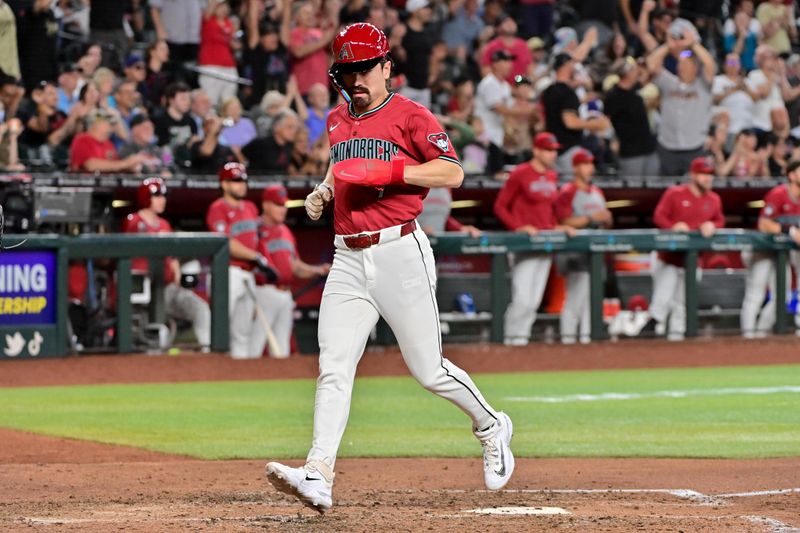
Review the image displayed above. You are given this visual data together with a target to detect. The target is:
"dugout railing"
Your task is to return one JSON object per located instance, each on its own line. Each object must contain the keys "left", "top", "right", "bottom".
{"left": 0, "top": 234, "right": 229, "bottom": 359}
{"left": 429, "top": 229, "right": 798, "bottom": 342}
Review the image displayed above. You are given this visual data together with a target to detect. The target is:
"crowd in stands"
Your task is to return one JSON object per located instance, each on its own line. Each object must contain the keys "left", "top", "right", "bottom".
{"left": 2, "top": 0, "right": 800, "bottom": 180}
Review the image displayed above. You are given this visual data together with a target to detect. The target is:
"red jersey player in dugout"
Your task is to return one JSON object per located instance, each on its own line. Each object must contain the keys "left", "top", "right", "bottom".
{"left": 265, "top": 22, "right": 515, "bottom": 513}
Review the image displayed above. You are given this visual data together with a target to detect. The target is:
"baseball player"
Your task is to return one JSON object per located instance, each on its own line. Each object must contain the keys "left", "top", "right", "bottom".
{"left": 631, "top": 156, "right": 725, "bottom": 340}
{"left": 124, "top": 177, "right": 211, "bottom": 351}
{"left": 249, "top": 184, "right": 331, "bottom": 357}
{"left": 206, "top": 162, "right": 277, "bottom": 359}
{"left": 740, "top": 159, "right": 800, "bottom": 338}
{"left": 265, "top": 23, "right": 514, "bottom": 513}
{"left": 555, "top": 149, "right": 613, "bottom": 344}
{"left": 494, "top": 131, "right": 576, "bottom": 346}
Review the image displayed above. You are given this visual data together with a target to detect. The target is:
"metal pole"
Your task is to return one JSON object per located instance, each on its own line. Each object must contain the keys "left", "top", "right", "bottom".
{"left": 684, "top": 250, "right": 699, "bottom": 337}
{"left": 490, "top": 254, "right": 508, "bottom": 343}
{"left": 117, "top": 258, "right": 133, "bottom": 352}
{"left": 589, "top": 252, "right": 605, "bottom": 340}
{"left": 210, "top": 243, "right": 230, "bottom": 352}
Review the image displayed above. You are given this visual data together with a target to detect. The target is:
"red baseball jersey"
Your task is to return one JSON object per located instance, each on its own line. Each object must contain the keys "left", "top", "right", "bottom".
{"left": 206, "top": 198, "right": 260, "bottom": 270}
{"left": 760, "top": 183, "right": 800, "bottom": 223}
{"left": 653, "top": 184, "right": 725, "bottom": 266}
{"left": 123, "top": 211, "right": 176, "bottom": 284}
{"left": 494, "top": 162, "right": 559, "bottom": 230}
{"left": 555, "top": 181, "right": 607, "bottom": 222}
{"left": 256, "top": 223, "right": 297, "bottom": 285}
{"left": 327, "top": 93, "right": 461, "bottom": 235}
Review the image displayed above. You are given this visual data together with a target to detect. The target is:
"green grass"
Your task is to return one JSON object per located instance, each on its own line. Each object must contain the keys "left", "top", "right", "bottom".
{"left": 0, "top": 365, "right": 798, "bottom": 459}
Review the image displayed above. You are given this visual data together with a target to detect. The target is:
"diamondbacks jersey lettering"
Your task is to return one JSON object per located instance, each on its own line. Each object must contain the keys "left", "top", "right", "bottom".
{"left": 494, "top": 162, "right": 559, "bottom": 230}
{"left": 761, "top": 184, "right": 800, "bottom": 225}
{"left": 123, "top": 212, "right": 176, "bottom": 284}
{"left": 327, "top": 93, "right": 461, "bottom": 235}
{"left": 256, "top": 223, "right": 297, "bottom": 285}
{"left": 206, "top": 198, "right": 260, "bottom": 270}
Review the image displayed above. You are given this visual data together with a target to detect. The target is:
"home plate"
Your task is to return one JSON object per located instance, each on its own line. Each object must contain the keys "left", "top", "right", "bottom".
{"left": 464, "top": 506, "right": 570, "bottom": 516}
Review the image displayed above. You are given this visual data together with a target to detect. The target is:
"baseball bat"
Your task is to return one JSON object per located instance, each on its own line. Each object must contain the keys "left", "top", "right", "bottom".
{"left": 244, "top": 282, "right": 287, "bottom": 359}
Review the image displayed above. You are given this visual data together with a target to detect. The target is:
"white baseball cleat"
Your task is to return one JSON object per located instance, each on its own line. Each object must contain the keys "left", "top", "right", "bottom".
{"left": 476, "top": 412, "right": 515, "bottom": 490}
{"left": 265, "top": 460, "right": 334, "bottom": 514}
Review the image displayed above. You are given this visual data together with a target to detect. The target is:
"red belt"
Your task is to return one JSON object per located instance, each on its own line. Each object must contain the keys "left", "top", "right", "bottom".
{"left": 343, "top": 221, "right": 416, "bottom": 250}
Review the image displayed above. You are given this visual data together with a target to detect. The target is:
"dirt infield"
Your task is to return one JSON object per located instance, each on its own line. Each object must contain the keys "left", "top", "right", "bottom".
{"left": 1, "top": 338, "right": 799, "bottom": 532}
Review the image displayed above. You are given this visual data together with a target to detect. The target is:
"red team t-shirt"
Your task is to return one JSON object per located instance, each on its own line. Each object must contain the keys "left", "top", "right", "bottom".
{"left": 123, "top": 212, "right": 176, "bottom": 284}
{"left": 198, "top": 15, "right": 236, "bottom": 68}
{"left": 494, "top": 162, "right": 559, "bottom": 230}
{"left": 327, "top": 93, "right": 462, "bottom": 235}
{"left": 760, "top": 183, "right": 800, "bottom": 223}
{"left": 69, "top": 133, "right": 118, "bottom": 172}
{"left": 255, "top": 223, "right": 297, "bottom": 286}
{"left": 653, "top": 184, "right": 725, "bottom": 266}
{"left": 206, "top": 198, "right": 260, "bottom": 270}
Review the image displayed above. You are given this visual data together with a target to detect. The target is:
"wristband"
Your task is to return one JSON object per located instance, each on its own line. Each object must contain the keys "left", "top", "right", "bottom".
{"left": 390, "top": 157, "right": 406, "bottom": 184}
{"left": 316, "top": 182, "right": 334, "bottom": 197}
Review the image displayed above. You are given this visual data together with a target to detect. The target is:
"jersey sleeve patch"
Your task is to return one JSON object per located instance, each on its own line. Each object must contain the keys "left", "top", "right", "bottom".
{"left": 427, "top": 132, "right": 451, "bottom": 152}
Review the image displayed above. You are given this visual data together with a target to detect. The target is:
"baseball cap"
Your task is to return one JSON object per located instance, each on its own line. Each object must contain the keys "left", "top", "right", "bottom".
{"left": 125, "top": 54, "right": 145, "bottom": 68}
{"left": 534, "top": 132, "right": 561, "bottom": 151}
{"left": 262, "top": 184, "right": 288, "bottom": 206}
{"left": 689, "top": 156, "right": 715, "bottom": 175}
{"left": 87, "top": 108, "right": 118, "bottom": 126}
{"left": 129, "top": 114, "right": 151, "bottom": 129}
{"left": 490, "top": 50, "right": 515, "bottom": 63}
{"left": 405, "top": 0, "right": 429, "bottom": 13}
{"left": 614, "top": 56, "right": 638, "bottom": 77}
{"left": 572, "top": 149, "right": 595, "bottom": 166}
{"left": 551, "top": 52, "right": 574, "bottom": 71}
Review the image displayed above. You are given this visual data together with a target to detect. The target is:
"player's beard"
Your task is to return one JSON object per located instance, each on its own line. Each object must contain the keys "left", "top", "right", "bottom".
{"left": 349, "top": 86, "right": 371, "bottom": 109}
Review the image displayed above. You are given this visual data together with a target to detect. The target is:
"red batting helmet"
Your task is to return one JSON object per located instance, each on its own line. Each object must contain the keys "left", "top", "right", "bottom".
{"left": 329, "top": 23, "right": 390, "bottom": 96}
{"left": 137, "top": 176, "right": 167, "bottom": 208}
{"left": 218, "top": 161, "right": 248, "bottom": 182}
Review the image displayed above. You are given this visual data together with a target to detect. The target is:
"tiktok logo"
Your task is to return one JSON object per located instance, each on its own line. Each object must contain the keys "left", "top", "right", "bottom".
{"left": 2, "top": 331, "right": 43, "bottom": 357}
{"left": 27, "top": 331, "right": 43, "bottom": 356}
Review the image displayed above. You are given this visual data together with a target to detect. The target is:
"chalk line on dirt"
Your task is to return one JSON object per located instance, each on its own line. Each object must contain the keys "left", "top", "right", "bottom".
{"left": 505, "top": 386, "right": 800, "bottom": 403}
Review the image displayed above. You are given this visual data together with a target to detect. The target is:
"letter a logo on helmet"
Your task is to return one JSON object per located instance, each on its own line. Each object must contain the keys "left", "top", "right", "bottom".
{"left": 338, "top": 42, "right": 354, "bottom": 61}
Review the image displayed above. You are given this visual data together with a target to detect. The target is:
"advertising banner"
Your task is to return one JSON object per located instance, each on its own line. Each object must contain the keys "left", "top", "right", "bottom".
{"left": 0, "top": 250, "right": 57, "bottom": 325}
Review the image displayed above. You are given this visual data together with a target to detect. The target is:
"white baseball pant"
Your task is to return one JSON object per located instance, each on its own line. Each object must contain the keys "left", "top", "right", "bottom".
{"left": 560, "top": 270, "right": 590, "bottom": 343}
{"left": 228, "top": 266, "right": 256, "bottom": 359}
{"left": 503, "top": 253, "right": 553, "bottom": 343}
{"left": 307, "top": 224, "right": 499, "bottom": 468}
{"left": 649, "top": 254, "right": 690, "bottom": 339}
{"left": 740, "top": 251, "right": 800, "bottom": 337}
{"left": 164, "top": 283, "right": 211, "bottom": 348}
{"left": 249, "top": 284, "right": 295, "bottom": 357}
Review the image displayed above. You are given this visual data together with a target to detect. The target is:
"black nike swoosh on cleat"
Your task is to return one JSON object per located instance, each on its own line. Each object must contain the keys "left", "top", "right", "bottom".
{"left": 305, "top": 475, "right": 321, "bottom": 481}
{"left": 494, "top": 448, "right": 506, "bottom": 477}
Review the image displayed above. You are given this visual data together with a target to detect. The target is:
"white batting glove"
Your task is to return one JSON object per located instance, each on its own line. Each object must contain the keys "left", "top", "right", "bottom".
{"left": 304, "top": 183, "right": 334, "bottom": 221}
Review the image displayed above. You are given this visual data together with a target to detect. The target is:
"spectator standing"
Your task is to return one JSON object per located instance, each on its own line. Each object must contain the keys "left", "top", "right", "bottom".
{"left": 124, "top": 177, "right": 211, "bottom": 351}
{"left": 395, "top": 0, "right": 436, "bottom": 108}
{"left": 747, "top": 45, "right": 788, "bottom": 137}
{"left": 144, "top": 40, "right": 172, "bottom": 109}
{"left": 541, "top": 53, "right": 611, "bottom": 175}
{"left": 516, "top": 0, "right": 554, "bottom": 39}
{"left": 723, "top": 1, "right": 761, "bottom": 72}
{"left": 494, "top": 132, "right": 573, "bottom": 346}
{"left": 243, "top": 15, "right": 289, "bottom": 107}
{"left": 282, "top": 0, "right": 338, "bottom": 97}
{"left": 474, "top": 50, "right": 514, "bottom": 177}
{"left": 250, "top": 184, "right": 331, "bottom": 357}
{"left": 756, "top": 0, "right": 795, "bottom": 56}
{"left": 647, "top": 32, "right": 715, "bottom": 177}
{"left": 13, "top": 0, "right": 57, "bottom": 93}
{"left": 198, "top": 0, "right": 241, "bottom": 106}
{"left": 480, "top": 17, "right": 532, "bottom": 84}
{"left": 242, "top": 111, "right": 298, "bottom": 173}
{"left": 712, "top": 54, "right": 756, "bottom": 138}
{"left": 149, "top": 0, "right": 204, "bottom": 67}
{"left": 442, "top": 0, "right": 483, "bottom": 55}
{"left": 206, "top": 162, "right": 278, "bottom": 359}
{"left": 632, "top": 157, "right": 724, "bottom": 340}
{"left": 0, "top": 1, "right": 20, "bottom": 80}
{"left": 87, "top": 0, "right": 130, "bottom": 70}
{"left": 740, "top": 159, "right": 800, "bottom": 338}
{"left": 69, "top": 109, "right": 147, "bottom": 172}
{"left": 555, "top": 149, "right": 613, "bottom": 345}
{"left": 604, "top": 57, "right": 659, "bottom": 178}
